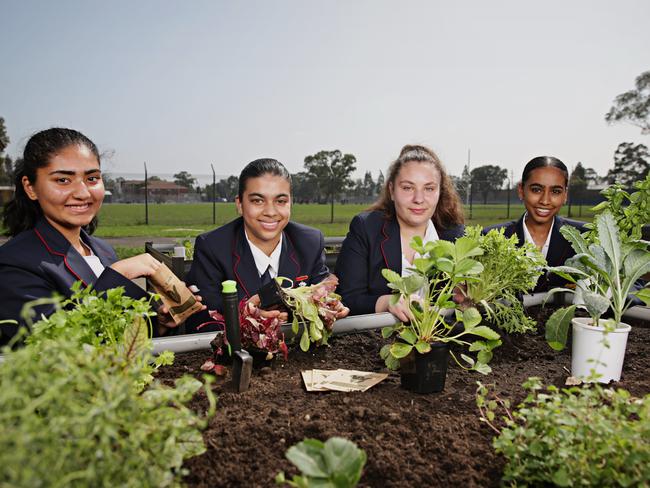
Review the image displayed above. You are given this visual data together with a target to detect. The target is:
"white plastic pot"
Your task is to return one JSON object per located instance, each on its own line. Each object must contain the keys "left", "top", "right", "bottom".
{"left": 571, "top": 317, "right": 631, "bottom": 383}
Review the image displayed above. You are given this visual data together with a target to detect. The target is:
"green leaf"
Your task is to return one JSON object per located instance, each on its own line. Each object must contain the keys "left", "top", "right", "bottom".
{"left": 454, "top": 236, "right": 484, "bottom": 259}
{"left": 403, "top": 274, "right": 427, "bottom": 294}
{"left": 633, "top": 286, "right": 650, "bottom": 306}
{"left": 473, "top": 362, "right": 492, "bottom": 375}
{"left": 560, "top": 224, "right": 590, "bottom": 255}
{"left": 545, "top": 305, "right": 576, "bottom": 351}
{"left": 300, "top": 330, "right": 310, "bottom": 352}
{"left": 414, "top": 341, "right": 431, "bottom": 354}
{"left": 413, "top": 257, "right": 433, "bottom": 274}
{"left": 462, "top": 307, "right": 482, "bottom": 329}
{"left": 322, "top": 437, "right": 366, "bottom": 485}
{"left": 455, "top": 258, "right": 484, "bottom": 276}
{"left": 597, "top": 211, "right": 622, "bottom": 275}
{"left": 582, "top": 291, "right": 610, "bottom": 319}
{"left": 399, "top": 328, "right": 417, "bottom": 345}
{"left": 285, "top": 441, "right": 328, "bottom": 478}
{"left": 390, "top": 342, "right": 413, "bottom": 359}
{"left": 552, "top": 467, "right": 570, "bottom": 487}
{"left": 381, "top": 268, "right": 402, "bottom": 285}
{"left": 436, "top": 257, "right": 455, "bottom": 274}
{"left": 469, "top": 326, "right": 500, "bottom": 341}
{"left": 477, "top": 349, "right": 493, "bottom": 364}
{"left": 622, "top": 249, "right": 650, "bottom": 295}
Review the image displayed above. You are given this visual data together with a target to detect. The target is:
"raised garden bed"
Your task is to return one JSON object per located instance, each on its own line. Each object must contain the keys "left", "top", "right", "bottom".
{"left": 155, "top": 306, "right": 650, "bottom": 487}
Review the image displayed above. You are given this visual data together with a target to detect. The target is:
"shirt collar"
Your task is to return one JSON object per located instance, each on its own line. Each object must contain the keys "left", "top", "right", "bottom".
{"left": 522, "top": 212, "right": 553, "bottom": 259}
{"left": 244, "top": 230, "right": 283, "bottom": 278}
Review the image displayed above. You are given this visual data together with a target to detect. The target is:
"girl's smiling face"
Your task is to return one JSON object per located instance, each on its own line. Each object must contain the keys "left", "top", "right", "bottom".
{"left": 22, "top": 144, "right": 104, "bottom": 234}
{"left": 518, "top": 166, "right": 567, "bottom": 226}
{"left": 236, "top": 174, "right": 291, "bottom": 254}
{"left": 390, "top": 161, "right": 441, "bottom": 231}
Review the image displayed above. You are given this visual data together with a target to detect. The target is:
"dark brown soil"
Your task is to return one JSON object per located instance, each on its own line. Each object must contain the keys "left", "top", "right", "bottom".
{"left": 155, "top": 306, "right": 650, "bottom": 487}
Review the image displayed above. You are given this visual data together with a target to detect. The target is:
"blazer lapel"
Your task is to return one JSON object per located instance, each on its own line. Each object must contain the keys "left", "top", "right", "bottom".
{"left": 380, "top": 217, "right": 402, "bottom": 275}
{"left": 278, "top": 232, "right": 301, "bottom": 281}
{"left": 34, "top": 219, "right": 97, "bottom": 287}
{"left": 514, "top": 215, "right": 526, "bottom": 245}
{"left": 546, "top": 216, "right": 572, "bottom": 267}
{"left": 231, "top": 223, "right": 261, "bottom": 298}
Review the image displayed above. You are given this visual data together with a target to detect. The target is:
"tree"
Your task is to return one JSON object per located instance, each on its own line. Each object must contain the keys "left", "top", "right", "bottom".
{"left": 173, "top": 170, "right": 197, "bottom": 189}
{"left": 568, "top": 162, "right": 588, "bottom": 216}
{"left": 208, "top": 175, "right": 239, "bottom": 201}
{"left": 303, "top": 150, "right": 357, "bottom": 204}
{"left": 607, "top": 142, "right": 650, "bottom": 186}
{"left": 605, "top": 71, "right": 650, "bottom": 134}
{"left": 375, "top": 171, "right": 385, "bottom": 196}
{"left": 0, "top": 117, "right": 9, "bottom": 155}
{"left": 362, "top": 171, "right": 375, "bottom": 197}
{"left": 291, "top": 171, "right": 316, "bottom": 203}
{"left": 470, "top": 164, "right": 508, "bottom": 204}
{"left": 584, "top": 167, "right": 602, "bottom": 187}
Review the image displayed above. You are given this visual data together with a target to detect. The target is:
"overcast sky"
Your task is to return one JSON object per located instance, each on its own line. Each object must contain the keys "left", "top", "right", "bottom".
{"left": 1, "top": 0, "right": 648, "bottom": 182}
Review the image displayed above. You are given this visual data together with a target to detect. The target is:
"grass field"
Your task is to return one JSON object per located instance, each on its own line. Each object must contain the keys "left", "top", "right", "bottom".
{"left": 94, "top": 202, "right": 597, "bottom": 238}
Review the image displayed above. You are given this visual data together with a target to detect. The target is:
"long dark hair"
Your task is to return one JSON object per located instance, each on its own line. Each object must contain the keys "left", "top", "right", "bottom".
{"left": 371, "top": 144, "right": 464, "bottom": 229}
{"left": 521, "top": 156, "right": 569, "bottom": 186}
{"left": 237, "top": 158, "right": 291, "bottom": 199}
{"left": 3, "top": 128, "right": 101, "bottom": 237}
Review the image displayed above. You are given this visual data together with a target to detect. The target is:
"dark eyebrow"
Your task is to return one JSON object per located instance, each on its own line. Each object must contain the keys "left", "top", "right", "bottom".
{"left": 48, "top": 169, "right": 101, "bottom": 176}
{"left": 247, "top": 192, "right": 290, "bottom": 199}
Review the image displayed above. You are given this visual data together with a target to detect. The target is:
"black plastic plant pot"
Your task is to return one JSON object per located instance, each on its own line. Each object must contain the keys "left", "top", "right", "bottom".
{"left": 399, "top": 342, "right": 450, "bottom": 394}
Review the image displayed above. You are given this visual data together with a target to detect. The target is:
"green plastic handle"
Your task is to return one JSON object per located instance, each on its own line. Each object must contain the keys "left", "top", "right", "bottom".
{"left": 221, "top": 280, "right": 237, "bottom": 294}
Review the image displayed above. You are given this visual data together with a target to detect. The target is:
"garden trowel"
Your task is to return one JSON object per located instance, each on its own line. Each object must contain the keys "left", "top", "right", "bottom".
{"left": 222, "top": 280, "right": 253, "bottom": 393}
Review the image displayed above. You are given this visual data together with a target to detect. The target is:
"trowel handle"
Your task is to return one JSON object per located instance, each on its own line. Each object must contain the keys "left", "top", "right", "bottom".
{"left": 223, "top": 292, "right": 241, "bottom": 352}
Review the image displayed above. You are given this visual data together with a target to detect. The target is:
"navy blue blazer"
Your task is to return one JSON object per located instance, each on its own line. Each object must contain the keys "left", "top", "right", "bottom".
{"left": 185, "top": 218, "right": 329, "bottom": 331}
{"left": 336, "top": 211, "right": 465, "bottom": 315}
{"left": 0, "top": 218, "right": 147, "bottom": 346}
{"left": 483, "top": 214, "right": 586, "bottom": 293}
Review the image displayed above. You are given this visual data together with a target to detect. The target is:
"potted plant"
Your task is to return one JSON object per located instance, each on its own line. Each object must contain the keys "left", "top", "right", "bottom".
{"left": 545, "top": 210, "right": 650, "bottom": 382}
{"left": 380, "top": 235, "right": 501, "bottom": 393}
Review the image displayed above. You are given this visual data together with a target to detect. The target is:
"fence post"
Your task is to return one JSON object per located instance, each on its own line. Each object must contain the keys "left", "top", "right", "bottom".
{"left": 211, "top": 163, "right": 216, "bottom": 225}
{"left": 144, "top": 162, "right": 149, "bottom": 225}
{"left": 469, "top": 177, "right": 473, "bottom": 220}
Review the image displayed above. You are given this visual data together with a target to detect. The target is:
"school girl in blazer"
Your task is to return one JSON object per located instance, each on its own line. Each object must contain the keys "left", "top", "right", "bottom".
{"left": 0, "top": 128, "right": 202, "bottom": 346}
{"left": 0, "top": 217, "right": 147, "bottom": 343}
{"left": 187, "top": 217, "right": 329, "bottom": 313}
{"left": 337, "top": 145, "right": 466, "bottom": 319}
{"left": 483, "top": 156, "right": 585, "bottom": 293}
{"left": 185, "top": 158, "right": 336, "bottom": 333}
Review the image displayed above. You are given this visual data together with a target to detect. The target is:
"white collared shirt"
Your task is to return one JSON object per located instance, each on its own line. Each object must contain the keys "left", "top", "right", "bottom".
{"left": 522, "top": 212, "right": 553, "bottom": 259}
{"left": 81, "top": 244, "right": 105, "bottom": 278}
{"left": 245, "top": 230, "right": 283, "bottom": 279}
{"left": 401, "top": 220, "right": 439, "bottom": 277}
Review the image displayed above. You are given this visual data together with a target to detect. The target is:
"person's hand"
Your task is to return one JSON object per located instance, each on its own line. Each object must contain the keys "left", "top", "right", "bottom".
{"left": 156, "top": 284, "right": 206, "bottom": 336}
{"left": 375, "top": 294, "right": 412, "bottom": 323}
{"left": 335, "top": 305, "right": 350, "bottom": 319}
{"left": 246, "top": 294, "right": 289, "bottom": 323}
{"left": 110, "top": 253, "right": 162, "bottom": 280}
